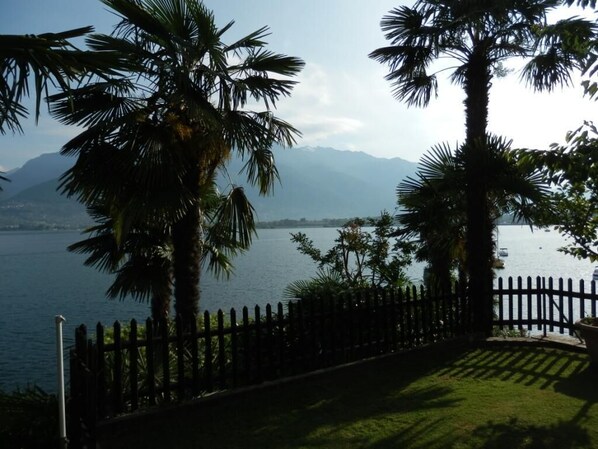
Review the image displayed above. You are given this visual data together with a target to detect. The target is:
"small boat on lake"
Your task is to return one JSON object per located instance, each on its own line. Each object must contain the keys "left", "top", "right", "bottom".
{"left": 498, "top": 247, "right": 508, "bottom": 257}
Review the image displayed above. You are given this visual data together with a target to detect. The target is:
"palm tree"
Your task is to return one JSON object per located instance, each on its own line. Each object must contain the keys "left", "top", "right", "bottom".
{"left": 397, "top": 142, "right": 467, "bottom": 292}
{"left": 0, "top": 27, "right": 122, "bottom": 192}
{"left": 397, "top": 135, "right": 548, "bottom": 329}
{"left": 370, "top": 0, "right": 595, "bottom": 334}
{"left": 50, "top": 0, "right": 304, "bottom": 324}
{"left": 68, "top": 203, "right": 174, "bottom": 321}
{"left": 69, "top": 180, "right": 255, "bottom": 321}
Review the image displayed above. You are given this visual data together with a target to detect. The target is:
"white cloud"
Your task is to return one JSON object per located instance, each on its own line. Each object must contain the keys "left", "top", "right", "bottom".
{"left": 278, "top": 63, "right": 365, "bottom": 144}
{"left": 274, "top": 61, "right": 469, "bottom": 162}
{"left": 292, "top": 116, "right": 363, "bottom": 142}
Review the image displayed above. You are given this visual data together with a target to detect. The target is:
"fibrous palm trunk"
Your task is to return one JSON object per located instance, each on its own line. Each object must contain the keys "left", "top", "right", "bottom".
{"left": 173, "top": 163, "right": 202, "bottom": 326}
{"left": 463, "top": 50, "right": 494, "bottom": 336}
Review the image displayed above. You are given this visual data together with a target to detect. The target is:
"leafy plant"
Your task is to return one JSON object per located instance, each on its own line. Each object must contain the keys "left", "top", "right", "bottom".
{"left": 527, "top": 122, "right": 598, "bottom": 262}
{"left": 286, "top": 212, "right": 414, "bottom": 298}
{"left": 0, "top": 386, "right": 59, "bottom": 449}
{"left": 98, "top": 312, "right": 252, "bottom": 406}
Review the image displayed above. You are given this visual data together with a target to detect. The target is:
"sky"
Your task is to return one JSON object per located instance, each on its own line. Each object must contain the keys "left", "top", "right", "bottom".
{"left": 0, "top": 0, "right": 596, "bottom": 171}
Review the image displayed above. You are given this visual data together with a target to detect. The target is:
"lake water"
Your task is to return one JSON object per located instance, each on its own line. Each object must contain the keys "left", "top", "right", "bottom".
{"left": 0, "top": 226, "right": 595, "bottom": 392}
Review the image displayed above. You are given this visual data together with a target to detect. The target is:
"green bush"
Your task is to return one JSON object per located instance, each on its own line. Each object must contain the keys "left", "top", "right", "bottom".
{"left": 0, "top": 386, "right": 59, "bottom": 449}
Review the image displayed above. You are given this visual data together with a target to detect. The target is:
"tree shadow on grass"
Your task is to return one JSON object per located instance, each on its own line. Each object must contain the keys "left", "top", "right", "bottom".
{"left": 469, "top": 417, "right": 591, "bottom": 449}
{"left": 98, "top": 345, "right": 470, "bottom": 449}
{"left": 364, "top": 418, "right": 591, "bottom": 449}
{"left": 553, "top": 364, "right": 598, "bottom": 423}
{"left": 100, "top": 345, "right": 598, "bottom": 449}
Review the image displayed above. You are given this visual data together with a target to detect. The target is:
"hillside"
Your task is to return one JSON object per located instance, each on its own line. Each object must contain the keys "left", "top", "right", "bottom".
{"left": 0, "top": 147, "right": 418, "bottom": 230}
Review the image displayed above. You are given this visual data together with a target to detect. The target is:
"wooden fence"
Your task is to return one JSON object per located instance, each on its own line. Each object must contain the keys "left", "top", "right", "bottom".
{"left": 68, "top": 284, "right": 470, "bottom": 448}
{"left": 495, "top": 276, "right": 598, "bottom": 336}
{"left": 69, "top": 275, "right": 598, "bottom": 447}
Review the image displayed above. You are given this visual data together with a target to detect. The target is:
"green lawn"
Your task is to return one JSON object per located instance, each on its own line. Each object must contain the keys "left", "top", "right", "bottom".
{"left": 98, "top": 343, "right": 598, "bottom": 449}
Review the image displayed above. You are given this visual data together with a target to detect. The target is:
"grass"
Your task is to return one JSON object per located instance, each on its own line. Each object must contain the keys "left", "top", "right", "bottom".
{"left": 98, "top": 343, "right": 598, "bottom": 449}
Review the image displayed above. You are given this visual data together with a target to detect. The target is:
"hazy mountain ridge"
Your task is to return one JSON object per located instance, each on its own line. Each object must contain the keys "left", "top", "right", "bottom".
{"left": 0, "top": 153, "right": 74, "bottom": 200}
{"left": 0, "top": 147, "right": 418, "bottom": 229}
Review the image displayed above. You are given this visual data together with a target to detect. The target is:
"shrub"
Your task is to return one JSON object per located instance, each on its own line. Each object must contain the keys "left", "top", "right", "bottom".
{"left": 0, "top": 386, "right": 59, "bottom": 449}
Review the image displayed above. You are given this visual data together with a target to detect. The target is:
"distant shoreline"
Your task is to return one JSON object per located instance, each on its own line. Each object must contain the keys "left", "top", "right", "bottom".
{"left": 0, "top": 219, "right": 540, "bottom": 232}
{"left": 0, "top": 218, "right": 355, "bottom": 232}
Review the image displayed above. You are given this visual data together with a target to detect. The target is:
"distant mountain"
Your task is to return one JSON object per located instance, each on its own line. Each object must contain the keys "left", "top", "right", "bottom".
{"left": 0, "top": 147, "right": 419, "bottom": 229}
{"left": 0, "top": 153, "right": 74, "bottom": 200}
{"left": 223, "top": 146, "right": 418, "bottom": 220}
{"left": 0, "top": 178, "right": 88, "bottom": 230}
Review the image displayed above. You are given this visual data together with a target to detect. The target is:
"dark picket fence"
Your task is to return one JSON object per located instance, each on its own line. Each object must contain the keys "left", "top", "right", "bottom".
{"left": 68, "top": 284, "right": 471, "bottom": 448}
{"left": 495, "top": 276, "right": 598, "bottom": 337}
{"left": 69, "top": 275, "right": 598, "bottom": 447}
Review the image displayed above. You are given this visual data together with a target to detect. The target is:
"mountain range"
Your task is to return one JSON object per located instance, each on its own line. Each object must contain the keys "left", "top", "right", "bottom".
{"left": 0, "top": 146, "right": 419, "bottom": 230}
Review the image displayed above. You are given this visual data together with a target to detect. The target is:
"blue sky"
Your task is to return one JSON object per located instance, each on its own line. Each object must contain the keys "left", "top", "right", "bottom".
{"left": 0, "top": 0, "right": 596, "bottom": 171}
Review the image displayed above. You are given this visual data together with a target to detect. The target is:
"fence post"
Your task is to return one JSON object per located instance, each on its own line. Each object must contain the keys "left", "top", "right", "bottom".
{"left": 68, "top": 325, "right": 88, "bottom": 449}
{"left": 217, "top": 310, "right": 227, "bottom": 390}
{"left": 130, "top": 320, "right": 139, "bottom": 410}
{"left": 230, "top": 308, "right": 238, "bottom": 388}
{"left": 204, "top": 310, "right": 213, "bottom": 392}
{"left": 497, "top": 278, "right": 504, "bottom": 330}
{"left": 542, "top": 277, "right": 547, "bottom": 336}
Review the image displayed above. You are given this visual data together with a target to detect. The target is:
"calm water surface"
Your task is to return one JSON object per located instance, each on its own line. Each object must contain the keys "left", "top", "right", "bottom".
{"left": 0, "top": 226, "right": 594, "bottom": 391}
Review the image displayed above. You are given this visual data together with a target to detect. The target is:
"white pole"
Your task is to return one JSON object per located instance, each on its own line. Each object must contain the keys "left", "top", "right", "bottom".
{"left": 55, "top": 315, "right": 68, "bottom": 449}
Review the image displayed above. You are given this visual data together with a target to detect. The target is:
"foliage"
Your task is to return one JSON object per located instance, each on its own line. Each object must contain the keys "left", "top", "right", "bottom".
{"left": 0, "top": 386, "right": 59, "bottom": 449}
{"left": 528, "top": 122, "right": 598, "bottom": 261}
{"left": 99, "top": 313, "right": 234, "bottom": 402}
{"left": 397, "top": 135, "right": 548, "bottom": 289}
{"left": 368, "top": 0, "right": 595, "bottom": 110}
{"left": 493, "top": 327, "right": 530, "bottom": 338}
{"left": 578, "top": 316, "right": 598, "bottom": 326}
{"left": 284, "top": 269, "right": 348, "bottom": 299}
{"left": 369, "top": 0, "right": 594, "bottom": 335}
{"left": 0, "top": 28, "right": 121, "bottom": 134}
{"left": 286, "top": 212, "right": 414, "bottom": 298}
{"left": 49, "top": 0, "right": 304, "bottom": 321}
{"left": 68, "top": 181, "right": 257, "bottom": 320}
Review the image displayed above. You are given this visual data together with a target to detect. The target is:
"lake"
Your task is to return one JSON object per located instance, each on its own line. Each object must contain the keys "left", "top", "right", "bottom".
{"left": 0, "top": 226, "right": 595, "bottom": 391}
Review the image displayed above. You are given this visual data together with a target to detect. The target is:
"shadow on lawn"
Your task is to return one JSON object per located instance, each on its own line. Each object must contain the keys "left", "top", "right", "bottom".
{"left": 365, "top": 418, "right": 590, "bottom": 449}
{"left": 433, "top": 346, "right": 591, "bottom": 391}
{"left": 100, "top": 344, "right": 598, "bottom": 449}
{"left": 99, "top": 344, "right": 469, "bottom": 449}
{"left": 470, "top": 417, "right": 590, "bottom": 449}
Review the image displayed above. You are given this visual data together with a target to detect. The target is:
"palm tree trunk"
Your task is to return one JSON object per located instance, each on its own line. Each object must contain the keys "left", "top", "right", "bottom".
{"left": 463, "top": 50, "right": 494, "bottom": 336}
{"left": 151, "top": 275, "right": 172, "bottom": 322}
{"left": 173, "top": 164, "right": 202, "bottom": 326}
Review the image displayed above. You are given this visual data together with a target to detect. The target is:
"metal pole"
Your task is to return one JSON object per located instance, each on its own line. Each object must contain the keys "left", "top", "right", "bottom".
{"left": 55, "top": 315, "right": 68, "bottom": 449}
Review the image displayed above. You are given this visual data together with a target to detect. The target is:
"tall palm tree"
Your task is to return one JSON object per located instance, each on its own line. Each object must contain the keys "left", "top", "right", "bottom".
{"left": 370, "top": 0, "right": 595, "bottom": 334}
{"left": 50, "top": 0, "right": 304, "bottom": 324}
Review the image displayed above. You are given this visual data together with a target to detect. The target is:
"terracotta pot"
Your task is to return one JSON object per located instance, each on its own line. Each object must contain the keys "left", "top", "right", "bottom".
{"left": 576, "top": 319, "right": 598, "bottom": 363}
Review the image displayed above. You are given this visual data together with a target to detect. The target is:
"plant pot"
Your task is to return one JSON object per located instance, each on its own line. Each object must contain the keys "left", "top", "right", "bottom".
{"left": 576, "top": 319, "right": 598, "bottom": 364}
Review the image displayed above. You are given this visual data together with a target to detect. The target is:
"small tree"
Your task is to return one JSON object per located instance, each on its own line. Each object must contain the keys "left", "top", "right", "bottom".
{"left": 285, "top": 212, "right": 414, "bottom": 299}
{"left": 530, "top": 122, "right": 598, "bottom": 261}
